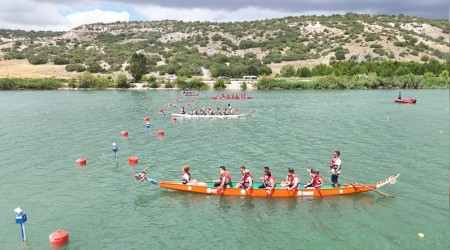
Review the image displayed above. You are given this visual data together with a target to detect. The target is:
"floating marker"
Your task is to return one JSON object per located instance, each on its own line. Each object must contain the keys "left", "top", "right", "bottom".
{"left": 49, "top": 230, "right": 69, "bottom": 247}
{"left": 146, "top": 122, "right": 150, "bottom": 135}
{"left": 157, "top": 130, "right": 165, "bottom": 136}
{"left": 76, "top": 158, "right": 86, "bottom": 166}
{"left": 14, "top": 207, "right": 27, "bottom": 242}
{"left": 172, "top": 117, "right": 177, "bottom": 121}
{"left": 128, "top": 156, "right": 139, "bottom": 165}
{"left": 121, "top": 130, "right": 128, "bottom": 137}
{"left": 144, "top": 116, "right": 150, "bottom": 122}
{"left": 159, "top": 109, "right": 163, "bottom": 113}
{"left": 418, "top": 233, "right": 424, "bottom": 238}
{"left": 112, "top": 143, "right": 118, "bottom": 162}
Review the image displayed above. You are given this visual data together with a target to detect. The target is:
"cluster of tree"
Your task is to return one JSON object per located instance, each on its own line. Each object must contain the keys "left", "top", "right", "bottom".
{"left": 0, "top": 78, "right": 63, "bottom": 90}
{"left": 280, "top": 60, "right": 449, "bottom": 78}
{"left": 256, "top": 74, "right": 449, "bottom": 90}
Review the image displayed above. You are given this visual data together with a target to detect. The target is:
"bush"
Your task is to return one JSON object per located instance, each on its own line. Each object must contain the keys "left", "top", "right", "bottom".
{"left": 213, "top": 79, "right": 226, "bottom": 89}
{"left": 87, "top": 63, "right": 105, "bottom": 73}
{"left": 27, "top": 54, "right": 48, "bottom": 65}
{"left": 240, "top": 82, "right": 247, "bottom": 90}
{"left": 116, "top": 74, "right": 130, "bottom": 88}
{"left": 53, "top": 57, "right": 70, "bottom": 65}
{"left": 65, "top": 64, "right": 86, "bottom": 72}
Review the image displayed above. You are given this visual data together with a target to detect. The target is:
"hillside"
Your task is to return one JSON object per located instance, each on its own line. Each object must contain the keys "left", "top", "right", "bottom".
{"left": 0, "top": 13, "right": 448, "bottom": 79}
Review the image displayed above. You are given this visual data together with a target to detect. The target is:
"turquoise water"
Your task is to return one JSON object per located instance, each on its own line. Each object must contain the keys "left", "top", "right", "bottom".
{"left": 0, "top": 89, "right": 448, "bottom": 249}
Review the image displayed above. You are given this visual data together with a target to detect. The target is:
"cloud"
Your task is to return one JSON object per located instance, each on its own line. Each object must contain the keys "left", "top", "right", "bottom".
{"left": 134, "top": 5, "right": 343, "bottom": 23}
{"left": 66, "top": 9, "right": 130, "bottom": 28}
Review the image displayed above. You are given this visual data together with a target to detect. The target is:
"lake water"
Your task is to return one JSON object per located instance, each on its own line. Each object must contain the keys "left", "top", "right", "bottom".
{"left": 0, "top": 89, "right": 448, "bottom": 249}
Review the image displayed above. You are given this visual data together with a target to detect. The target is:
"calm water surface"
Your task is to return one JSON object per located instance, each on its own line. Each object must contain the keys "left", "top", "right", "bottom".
{"left": 0, "top": 89, "right": 448, "bottom": 249}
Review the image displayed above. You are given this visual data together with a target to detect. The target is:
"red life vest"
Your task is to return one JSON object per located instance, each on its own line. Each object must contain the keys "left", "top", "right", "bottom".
{"left": 243, "top": 173, "right": 252, "bottom": 188}
{"left": 312, "top": 175, "right": 323, "bottom": 187}
{"left": 330, "top": 156, "right": 340, "bottom": 170}
{"left": 264, "top": 175, "right": 275, "bottom": 187}
{"left": 287, "top": 174, "right": 299, "bottom": 187}
{"left": 220, "top": 171, "right": 232, "bottom": 184}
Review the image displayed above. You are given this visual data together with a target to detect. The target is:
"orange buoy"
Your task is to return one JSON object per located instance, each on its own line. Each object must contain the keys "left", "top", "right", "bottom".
{"left": 159, "top": 109, "right": 163, "bottom": 113}
{"left": 49, "top": 230, "right": 69, "bottom": 247}
{"left": 128, "top": 156, "right": 139, "bottom": 165}
{"left": 157, "top": 130, "right": 165, "bottom": 136}
{"left": 121, "top": 130, "right": 128, "bottom": 137}
{"left": 172, "top": 117, "right": 177, "bottom": 121}
{"left": 76, "top": 158, "right": 86, "bottom": 166}
{"left": 144, "top": 116, "right": 150, "bottom": 122}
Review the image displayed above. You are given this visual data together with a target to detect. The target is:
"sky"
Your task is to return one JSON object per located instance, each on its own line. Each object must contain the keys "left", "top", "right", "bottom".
{"left": 0, "top": 0, "right": 448, "bottom": 31}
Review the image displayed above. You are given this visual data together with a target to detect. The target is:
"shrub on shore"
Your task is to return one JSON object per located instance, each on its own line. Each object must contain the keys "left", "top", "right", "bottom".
{"left": 0, "top": 78, "right": 63, "bottom": 90}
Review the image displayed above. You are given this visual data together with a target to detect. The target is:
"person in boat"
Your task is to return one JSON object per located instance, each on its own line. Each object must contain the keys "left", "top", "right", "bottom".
{"left": 259, "top": 171, "right": 276, "bottom": 194}
{"left": 207, "top": 107, "right": 213, "bottom": 115}
{"left": 258, "top": 166, "right": 270, "bottom": 188}
{"left": 135, "top": 168, "right": 150, "bottom": 182}
{"left": 398, "top": 91, "right": 402, "bottom": 100}
{"left": 227, "top": 103, "right": 233, "bottom": 114}
{"left": 191, "top": 108, "right": 198, "bottom": 115}
{"left": 215, "top": 107, "right": 222, "bottom": 115}
{"left": 329, "top": 150, "right": 341, "bottom": 188}
{"left": 180, "top": 107, "right": 186, "bottom": 114}
{"left": 199, "top": 107, "right": 205, "bottom": 115}
{"left": 214, "top": 166, "right": 232, "bottom": 188}
{"left": 305, "top": 169, "right": 323, "bottom": 188}
{"left": 235, "top": 166, "right": 247, "bottom": 188}
{"left": 281, "top": 167, "right": 299, "bottom": 190}
{"left": 223, "top": 108, "right": 229, "bottom": 115}
{"left": 236, "top": 169, "right": 253, "bottom": 191}
{"left": 182, "top": 165, "right": 191, "bottom": 184}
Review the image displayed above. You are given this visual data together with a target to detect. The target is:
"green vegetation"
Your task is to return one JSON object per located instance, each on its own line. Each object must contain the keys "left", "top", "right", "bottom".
{"left": 0, "top": 78, "right": 63, "bottom": 90}
{"left": 256, "top": 75, "right": 448, "bottom": 90}
{"left": 0, "top": 13, "right": 448, "bottom": 90}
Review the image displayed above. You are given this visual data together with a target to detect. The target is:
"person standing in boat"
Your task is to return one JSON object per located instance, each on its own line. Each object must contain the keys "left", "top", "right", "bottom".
{"left": 214, "top": 166, "right": 232, "bottom": 188}
{"left": 281, "top": 167, "right": 299, "bottom": 190}
{"left": 182, "top": 165, "right": 191, "bottom": 184}
{"left": 398, "top": 91, "right": 402, "bottom": 100}
{"left": 329, "top": 150, "right": 341, "bottom": 188}
{"left": 227, "top": 103, "right": 233, "bottom": 114}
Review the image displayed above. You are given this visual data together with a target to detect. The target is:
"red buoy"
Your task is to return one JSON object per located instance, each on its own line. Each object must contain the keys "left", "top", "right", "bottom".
{"left": 128, "top": 156, "right": 139, "bottom": 165}
{"left": 121, "top": 130, "right": 128, "bottom": 137}
{"left": 76, "top": 158, "right": 86, "bottom": 166}
{"left": 159, "top": 109, "right": 163, "bottom": 113}
{"left": 186, "top": 103, "right": 190, "bottom": 107}
{"left": 168, "top": 103, "right": 172, "bottom": 107}
{"left": 49, "top": 230, "right": 69, "bottom": 247}
{"left": 175, "top": 99, "right": 178, "bottom": 102}
{"left": 144, "top": 116, "right": 150, "bottom": 122}
{"left": 172, "top": 117, "right": 177, "bottom": 121}
{"left": 157, "top": 130, "right": 165, "bottom": 136}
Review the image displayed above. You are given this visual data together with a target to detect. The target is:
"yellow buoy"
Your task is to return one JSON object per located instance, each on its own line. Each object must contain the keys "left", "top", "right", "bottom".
{"left": 418, "top": 233, "right": 424, "bottom": 238}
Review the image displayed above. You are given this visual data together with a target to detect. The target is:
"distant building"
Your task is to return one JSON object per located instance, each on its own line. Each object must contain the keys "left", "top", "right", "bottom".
{"left": 243, "top": 76, "right": 257, "bottom": 82}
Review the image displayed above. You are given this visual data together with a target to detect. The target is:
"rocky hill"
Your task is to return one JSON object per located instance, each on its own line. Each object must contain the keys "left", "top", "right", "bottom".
{"left": 0, "top": 13, "right": 448, "bottom": 79}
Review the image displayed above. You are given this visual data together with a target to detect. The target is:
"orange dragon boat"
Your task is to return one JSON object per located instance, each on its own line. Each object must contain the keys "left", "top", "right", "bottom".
{"left": 158, "top": 174, "right": 400, "bottom": 198}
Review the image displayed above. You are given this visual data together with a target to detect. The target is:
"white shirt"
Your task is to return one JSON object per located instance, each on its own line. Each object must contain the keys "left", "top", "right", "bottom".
{"left": 182, "top": 173, "right": 190, "bottom": 181}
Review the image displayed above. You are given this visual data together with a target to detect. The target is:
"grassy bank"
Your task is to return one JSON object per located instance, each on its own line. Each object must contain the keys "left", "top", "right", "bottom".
{"left": 0, "top": 78, "right": 64, "bottom": 90}
{"left": 256, "top": 75, "right": 450, "bottom": 90}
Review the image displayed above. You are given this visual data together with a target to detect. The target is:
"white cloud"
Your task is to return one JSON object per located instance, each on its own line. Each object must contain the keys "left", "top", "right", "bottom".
{"left": 66, "top": 9, "right": 130, "bottom": 28}
{"left": 133, "top": 5, "right": 346, "bottom": 23}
